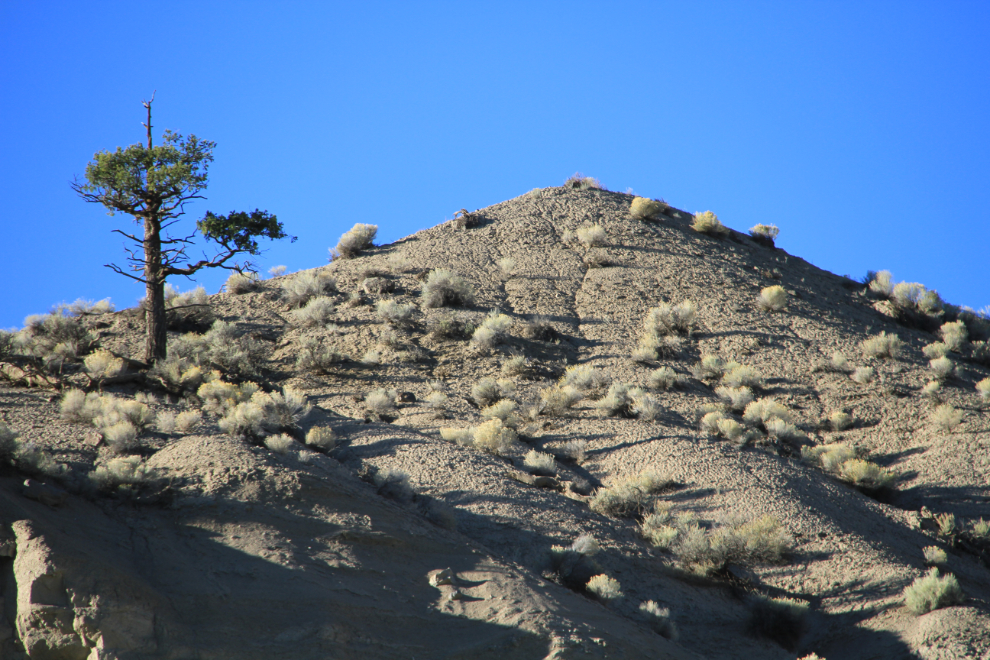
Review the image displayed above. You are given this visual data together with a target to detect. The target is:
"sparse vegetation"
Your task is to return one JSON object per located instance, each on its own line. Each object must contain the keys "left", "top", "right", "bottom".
{"left": 564, "top": 173, "right": 603, "bottom": 190}
{"left": 586, "top": 574, "right": 623, "bottom": 602}
{"left": 839, "top": 458, "right": 897, "bottom": 492}
{"left": 715, "top": 386, "right": 754, "bottom": 411}
{"left": 225, "top": 271, "right": 261, "bottom": 294}
{"left": 291, "top": 296, "right": 335, "bottom": 327}
{"left": 747, "top": 595, "right": 808, "bottom": 650}
{"left": 295, "top": 337, "right": 348, "bottom": 373}
{"left": 749, "top": 224, "right": 779, "bottom": 247}
{"left": 922, "top": 546, "right": 947, "bottom": 566}
{"left": 497, "top": 257, "right": 517, "bottom": 276}
{"left": 829, "top": 411, "right": 854, "bottom": 431}
{"left": 691, "top": 211, "right": 729, "bottom": 237}
{"left": 282, "top": 270, "right": 337, "bottom": 308}
{"left": 861, "top": 331, "right": 903, "bottom": 359}
{"left": 931, "top": 404, "right": 963, "bottom": 432}
{"left": 757, "top": 285, "right": 788, "bottom": 313}
{"left": 638, "top": 601, "right": 678, "bottom": 640}
{"left": 376, "top": 299, "right": 416, "bottom": 326}
{"left": 629, "top": 197, "right": 667, "bottom": 221}
{"left": 335, "top": 223, "right": 378, "bottom": 259}
{"left": 649, "top": 366, "right": 682, "bottom": 390}
{"left": 576, "top": 224, "right": 607, "bottom": 248}
{"left": 691, "top": 355, "right": 725, "bottom": 381}
{"left": 940, "top": 321, "right": 968, "bottom": 352}
{"left": 472, "top": 310, "right": 513, "bottom": 350}
{"left": 441, "top": 418, "right": 517, "bottom": 456}
{"left": 589, "top": 469, "right": 672, "bottom": 518}
{"left": 523, "top": 450, "right": 556, "bottom": 476}
{"left": 923, "top": 342, "right": 950, "bottom": 359}
{"left": 421, "top": 269, "right": 476, "bottom": 308}
{"left": 850, "top": 366, "right": 875, "bottom": 385}
{"left": 977, "top": 378, "right": 990, "bottom": 402}
{"left": 929, "top": 356, "right": 955, "bottom": 381}
{"left": 903, "top": 568, "right": 964, "bottom": 615}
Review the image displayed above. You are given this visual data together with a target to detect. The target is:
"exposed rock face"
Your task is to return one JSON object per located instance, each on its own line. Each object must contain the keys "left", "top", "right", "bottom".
{"left": 8, "top": 520, "right": 156, "bottom": 659}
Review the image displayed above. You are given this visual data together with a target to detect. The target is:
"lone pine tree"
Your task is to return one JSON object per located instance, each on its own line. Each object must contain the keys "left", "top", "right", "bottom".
{"left": 72, "top": 94, "right": 293, "bottom": 363}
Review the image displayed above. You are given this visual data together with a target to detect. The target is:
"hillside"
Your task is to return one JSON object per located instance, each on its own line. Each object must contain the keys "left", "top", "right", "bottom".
{"left": 1, "top": 184, "right": 989, "bottom": 659}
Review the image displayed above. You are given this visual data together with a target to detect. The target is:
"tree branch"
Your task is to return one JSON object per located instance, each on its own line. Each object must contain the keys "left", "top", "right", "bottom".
{"left": 106, "top": 263, "right": 147, "bottom": 283}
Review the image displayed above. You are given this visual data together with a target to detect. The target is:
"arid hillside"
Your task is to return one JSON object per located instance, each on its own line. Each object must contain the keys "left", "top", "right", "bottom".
{"left": 1, "top": 183, "right": 989, "bottom": 659}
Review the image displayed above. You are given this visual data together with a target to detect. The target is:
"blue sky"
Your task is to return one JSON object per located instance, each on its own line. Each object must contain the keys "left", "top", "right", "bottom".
{"left": 1, "top": 1, "right": 987, "bottom": 329}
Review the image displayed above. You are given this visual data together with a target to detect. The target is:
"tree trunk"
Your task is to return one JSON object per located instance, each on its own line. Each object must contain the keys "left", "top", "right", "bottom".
{"left": 144, "top": 216, "right": 167, "bottom": 364}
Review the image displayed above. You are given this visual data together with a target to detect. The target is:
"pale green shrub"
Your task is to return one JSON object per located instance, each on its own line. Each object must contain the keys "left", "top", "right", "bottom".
{"left": 586, "top": 574, "right": 623, "bottom": 602}
{"left": 861, "top": 331, "right": 903, "bottom": 359}
{"left": 497, "top": 257, "right": 516, "bottom": 276}
{"left": 103, "top": 422, "right": 138, "bottom": 453}
{"left": 156, "top": 411, "right": 176, "bottom": 434}
{"left": 335, "top": 223, "right": 377, "bottom": 258}
{"left": 840, "top": 459, "right": 896, "bottom": 491}
{"left": 589, "top": 470, "right": 672, "bottom": 517}
{"left": 472, "top": 310, "right": 513, "bottom": 349}
{"left": 922, "top": 380, "right": 942, "bottom": 398}
{"left": 716, "top": 418, "right": 749, "bottom": 444}
{"left": 830, "top": 352, "right": 849, "bottom": 372}
{"left": 523, "top": 450, "right": 556, "bottom": 475}
{"left": 644, "top": 301, "right": 697, "bottom": 336}
{"left": 649, "top": 366, "right": 682, "bottom": 390}
{"left": 576, "top": 224, "right": 607, "bottom": 248}
{"left": 595, "top": 382, "right": 639, "bottom": 417}
{"left": 305, "top": 427, "right": 337, "bottom": 451}
{"left": 421, "top": 269, "right": 475, "bottom": 308}
{"left": 868, "top": 270, "right": 894, "bottom": 298}
{"left": 654, "top": 514, "right": 792, "bottom": 575}
{"left": 765, "top": 417, "right": 805, "bottom": 442}
{"left": 295, "top": 337, "right": 348, "bottom": 373}
{"left": 691, "top": 211, "right": 728, "bottom": 237}
{"left": 501, "top": 355, "right": 530, "bottom": 377}
{"left": 269, "top": 265, "right": 287, "bottom": 278}
{"left": 60, "top": 389, "right": 104, "bottom": 423}
{"left": 373, "top": 469, "right": 414, "bottom": 502}
{"left": 360, "top": 349, "right": 381, "bottom": 366}
{"left": 559, "top": 439, "right": 588, "bottom": 463}
{"left": 472, "top": 377, "right": 502, "bottom": 407}
{"left": 564, "top": 173, "right": 603, "bottom": 190}
{"left": 700, "top": 410, "right": 728, "bottom": 435}
{"left": 264, "top": 434, "right": 298, "bottom": 455}
{"left": 365, "top": 388, "right": 398, "bottom": 415}
{"left": 977, "top": 378, "right": 990, "bottom": 402}
{"left": 742, "top": 398, "right": 793, "bottom": 428}
{"left": 829, "top": 411, "right": 854, "bottom": 431}
{"left": 175, "top": 411, "right": 202, "bottom": 433}
{"left": 218, "top": 401, "right": 266, "bottom": 437}
{"left": 801, "top": 443, "right": 856, "bottom": 473}
{"left": 471, "top": 418, "right": 517, "bottom": 455}
{"left": 923, "top": 342, "right": 950, "bottom": 359}
{"left": 197, "top": 378, "right": 259, "bottom": 415}
{"left": 936, "top": 512, "right": 956, "bottom": 537}
{"left": 757, "top": 285, "right": 788, "bottom": 313}
{"left": 850, "top": 366, "right": 875, "bottom": 385}
{"left": 715, "top": 386, "right": 754, "bottom": 411}
{"left": 691, "top": 355, "right": 725, "bottom": 381}
{"left": 152, "top": 355, "right": 205, "bottom": 391}
{"left": 291, "top": 296, "right": 335, "bottom": 326}
{"left": 632, "top": 392, "right": 661, "bottom": 421}
{"left": 972, "top": 518, "right": 989, "bottom": 539}
{"left": 539, "top": 384, "right": 584, "bottom": 416}
{"left": 425, "top": 391, "right": 449, "bottom": 411}
{"left": 929, "top": 356, "right": 955, "bottom": 381}
{"left": 90, "top": 456, "right": 154, "bottom": 488}
{"left": 281, "top": 270, "right": 336, "bottom": 307}
{"left": 639, "top": 601, "right": 678, "bottom": 640}
{"left": 559, "top": 364, "right": 608, "bottom": 391}
{"left": 892, "top": 281, "right": 926, "bottom": 308}
{"left": 83, "top": 350, "right": 125, "bottom": 384}
{"left": 629, "top": 197, "right": 667, "bottom": 220}
{"left": 225, "top": 271, "right": 261, "bottom": 294}
{"left": 376, "top": 299, "right": 416, "bottom": 326}
{"left": 931, "top": 404, "right": 963, "bottom": 432}
{"left": 260, "top": 387, "right": 312, "bottom": 430}
{"left": 722, "top": 364, "right": 763, "bottom": 389}
{"left": 439, "top": 427, "right": 474, "bottom": 446}
{"left": 940, "top": 321, "right": 968, "bottom": 352}
{"left": 749, "top": 224, "right": 779, "bottom": 242}
{"left": 903, "top": 568, "right": 964, "bottom": 615}
{"left": 482, "top": 400, "right": 521, "bottom": 429}
{"left": 922, "top": 546, "right": 947, "bottom": 565}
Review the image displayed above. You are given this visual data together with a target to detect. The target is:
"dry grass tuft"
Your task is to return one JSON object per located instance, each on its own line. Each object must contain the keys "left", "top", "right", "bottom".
{"left": 421, "top": 269, "right": 475, "bottom": 308}
{"left": 691, "top": 211, "right": 729, "bottom": 237}
{"left": 757, "top": 286, "right": 788, "bottom": 313}
{"left": 861, "top": 331, "right": 903, "bottom": 359}
{"left": 629, "top": 197, "right": 667, "bottom": 220}
{"left": 903, "top": 568, "right": 964, "bottom": 615}
{"left": 335, "top": 223, "right": 377, "bottom": 259}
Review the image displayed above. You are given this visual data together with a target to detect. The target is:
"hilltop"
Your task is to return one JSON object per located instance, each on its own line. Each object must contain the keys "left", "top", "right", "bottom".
{"left": 1, "top": 184, "right": 989, "bottom": 659}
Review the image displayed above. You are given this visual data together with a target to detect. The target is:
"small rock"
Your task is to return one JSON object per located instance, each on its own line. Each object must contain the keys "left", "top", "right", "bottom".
{"left": 430, "top": 568, "right": 454, "bottom": 587}
{"left": 397, "top": 392, "right": 416, "bottom": 403}
{"left": 22, "top": 479, "right": 68, "bottom": 507}
{"left": 84, "top": 431, "right": 103, "bottom": 447}
{"left": 447, "top": 588, "right": 464, "bottom": 601}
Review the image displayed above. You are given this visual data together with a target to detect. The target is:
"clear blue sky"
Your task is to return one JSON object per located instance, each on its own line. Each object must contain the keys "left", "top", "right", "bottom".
{"left": 1, "top": 1, "right": 987, "bottom": 329}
